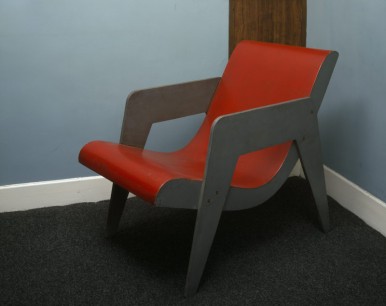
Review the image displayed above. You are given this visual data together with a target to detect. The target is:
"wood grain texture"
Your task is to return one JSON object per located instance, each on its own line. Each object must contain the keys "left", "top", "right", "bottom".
{"left": 229, "top": 0, "right": 306, "bottom": 55}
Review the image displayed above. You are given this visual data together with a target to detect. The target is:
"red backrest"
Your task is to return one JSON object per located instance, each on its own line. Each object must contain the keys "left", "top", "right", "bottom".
{"left": 207, "top": 40, "right": 331, "bottom": 122}
{"left": 181, "top": 41, "right": 331, "bottom": 188}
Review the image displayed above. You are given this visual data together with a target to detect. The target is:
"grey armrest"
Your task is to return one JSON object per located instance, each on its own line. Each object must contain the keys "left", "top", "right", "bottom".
{"left": 120, "top": 77, "right": 221, "bottom": 148}
{"left": 199, "top": 97, "right": 317, "bottom": 208}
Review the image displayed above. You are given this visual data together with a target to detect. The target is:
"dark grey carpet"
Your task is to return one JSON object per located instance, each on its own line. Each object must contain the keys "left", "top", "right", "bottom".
{"left": 1, "top": 177, "right": 385, "bottom": 305}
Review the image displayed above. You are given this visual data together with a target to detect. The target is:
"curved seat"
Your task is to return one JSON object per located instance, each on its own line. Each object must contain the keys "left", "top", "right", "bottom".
{"left": 79, "top": 41, "right": 338, "bottom": 296}
{"left": 79, "top": 140, "right": 291, "bottom": 203}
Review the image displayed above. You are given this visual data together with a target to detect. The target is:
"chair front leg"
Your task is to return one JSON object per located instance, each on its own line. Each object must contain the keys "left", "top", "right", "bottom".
{"left": 106, "top": 183, "right": 129, "bottom": 237}
{"left": 296, "top": 129, "right": 330, "bottom": 233}
{"left": 185, "top": 145, "right": 238, "bottom": 296}
{"left": 185, "top": 197, "right": 225, "bottom": 296}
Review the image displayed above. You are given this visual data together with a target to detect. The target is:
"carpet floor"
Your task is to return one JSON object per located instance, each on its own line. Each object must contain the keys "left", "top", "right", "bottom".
{"left": 1, "top": 177, "right": 385, "bottom": 305}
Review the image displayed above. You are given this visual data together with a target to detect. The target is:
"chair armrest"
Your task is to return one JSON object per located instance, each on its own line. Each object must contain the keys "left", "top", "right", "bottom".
{"left": 120, "top": 77, "right": 220, "bottom": 147}
{"left": 210, "top": 97, "right": 315, "bottom": 157}
{"left": 199, "top": 97, "right": 318, "bottom": 208}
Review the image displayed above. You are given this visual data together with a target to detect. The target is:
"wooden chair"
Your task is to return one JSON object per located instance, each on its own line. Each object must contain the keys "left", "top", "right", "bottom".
{"left": 79, "top": 41, "right": 338, "bottom": 296}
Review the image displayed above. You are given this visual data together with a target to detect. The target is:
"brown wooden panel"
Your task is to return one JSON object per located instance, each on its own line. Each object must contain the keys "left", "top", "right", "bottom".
{"left": 229, "top": 0, "right": 306, "bottom": 55}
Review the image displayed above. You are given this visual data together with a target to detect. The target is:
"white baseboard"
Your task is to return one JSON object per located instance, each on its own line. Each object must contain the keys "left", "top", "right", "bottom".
{"left": 323, "top": 166, "right": 386, "bottom": 237}
{"left": 290, "top": 160, "right": 303, "bottom": 177}
{"left": 0, "top": 176, "right": 113, "bottom": 213}
{"left": 1, "top": 165, "right": 385, "bottom": 237}
{"left": 0, "top": 163, "right": 301, "bottom": 213}
{"left": 294, "top": 162, "right": 386, "bottom": 237}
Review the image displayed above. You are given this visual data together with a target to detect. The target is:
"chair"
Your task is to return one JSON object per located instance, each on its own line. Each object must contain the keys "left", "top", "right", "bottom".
{"left": 79, "top": 41, "right": 338, "bottom": 296}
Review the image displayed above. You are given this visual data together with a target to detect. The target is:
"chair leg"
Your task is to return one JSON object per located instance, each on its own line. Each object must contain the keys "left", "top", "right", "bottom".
{"left": 184, "top": 202, "right": 224, "bottom": 297}
{"left": 106, "top": 183, "right": 129, "bottom": 237}
{"left": 296, "top": 136, "right": 329, "bottom": 233}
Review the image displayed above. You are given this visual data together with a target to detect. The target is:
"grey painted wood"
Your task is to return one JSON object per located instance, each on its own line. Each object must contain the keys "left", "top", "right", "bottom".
{"left": 120, "top": 77, "right": 221, "bottom": 147}
{"left": 106, "top": 184, "right": 129, "bottom": 237}
{"left": 295, "top": 122, "right": 330, "bottom": 232}
{"left": 310, "top": 52, "right": 339, "bottom": 111}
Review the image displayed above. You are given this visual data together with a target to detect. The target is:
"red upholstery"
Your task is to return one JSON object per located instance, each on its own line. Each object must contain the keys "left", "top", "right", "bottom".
{"left": 79, "top": 41, "right": 331, "bottom": 203}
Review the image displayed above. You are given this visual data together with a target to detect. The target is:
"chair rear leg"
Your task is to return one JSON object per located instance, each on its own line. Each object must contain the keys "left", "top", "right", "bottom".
{"left": 185, "top": 202, "right": 224, "bottom": 297}
{"left": 106, "top": 183, "right": 129, "bottom": 237}
{"left": 296, "top": 137, "right": 330, "bottom": 233}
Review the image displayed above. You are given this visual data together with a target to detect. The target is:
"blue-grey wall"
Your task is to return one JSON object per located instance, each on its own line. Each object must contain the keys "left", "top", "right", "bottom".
{"left": 308, "top": 0, "right": 386, "bottom": 202}
{"left": 0, "top": 0, "right": 228, "bottom": 185}
{"left": 3, "top": 0, "right": 385, "bottom": 205}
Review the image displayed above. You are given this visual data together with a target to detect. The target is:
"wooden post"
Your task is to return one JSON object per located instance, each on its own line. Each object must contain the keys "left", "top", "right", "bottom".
{"left": 229, "top": 0, "right": 307, "bottom": 55}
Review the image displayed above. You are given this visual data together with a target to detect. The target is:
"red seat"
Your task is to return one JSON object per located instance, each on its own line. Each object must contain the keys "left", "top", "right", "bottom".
{"left": 79, "top": 141, "right": 291, "bottom": 203}
{"left": 79, "top": 41, "right": 338, "bottom": 296}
